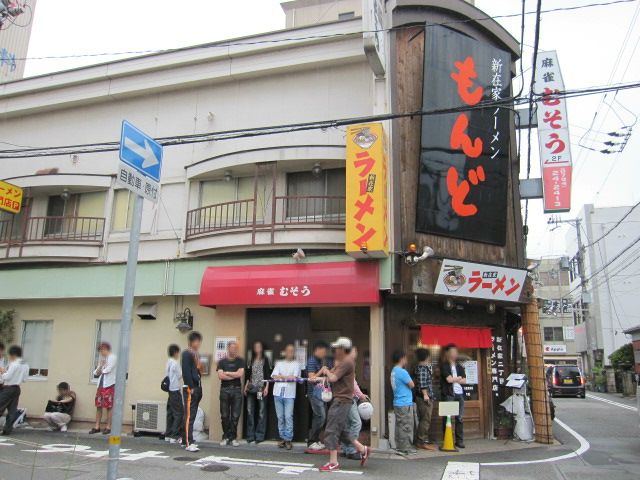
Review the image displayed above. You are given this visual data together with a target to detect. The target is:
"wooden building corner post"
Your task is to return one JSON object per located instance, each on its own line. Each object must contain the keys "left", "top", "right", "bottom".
{"left": 521, "top": 297, "right": 554, "bottom": 444}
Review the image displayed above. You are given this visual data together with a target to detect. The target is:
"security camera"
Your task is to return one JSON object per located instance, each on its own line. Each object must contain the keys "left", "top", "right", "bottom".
{"left": 292, "top": 248, "right": 306, "bottom": 261}
{"left": 405, "top": 245, "right": 434, "bottom": 265}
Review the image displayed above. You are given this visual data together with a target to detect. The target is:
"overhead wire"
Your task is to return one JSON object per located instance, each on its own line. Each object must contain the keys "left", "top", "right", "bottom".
{"left": 583, "top": 199, "right": 640, "bottom": 249}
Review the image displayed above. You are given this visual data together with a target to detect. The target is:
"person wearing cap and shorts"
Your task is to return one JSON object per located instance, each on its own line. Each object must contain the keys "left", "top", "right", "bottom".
{"left": 90, "top": 342, "right": 117, "bottom": 435}
{"left": 316, "top": 337, "right": 369, "bottom": 473}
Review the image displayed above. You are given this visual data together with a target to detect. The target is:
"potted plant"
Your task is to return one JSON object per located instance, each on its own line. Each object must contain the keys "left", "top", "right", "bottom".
{"left": 494, "top": 408, "right": 514, "bottom": 440}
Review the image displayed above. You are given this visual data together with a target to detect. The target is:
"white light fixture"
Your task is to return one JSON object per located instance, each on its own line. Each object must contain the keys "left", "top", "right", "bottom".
{"left": 292, "top": 248, "right": 306, "bottom": 261}
{"left": 61, "top": 188, "right": 70, "bottom": 201}
{"left": 223, "top": 171, "right": 233, "bottom": 182}
{"left": 404, "top": 245, "right": 435, "bottom": 265}
{"left": 444, "top": 298, "right": 455, "bottom": 311}
{"left": 311, "top": 163, "right": 322, "bottom": 177}
{"left": 487, "top": 303, "right": 496, "bottom": 314}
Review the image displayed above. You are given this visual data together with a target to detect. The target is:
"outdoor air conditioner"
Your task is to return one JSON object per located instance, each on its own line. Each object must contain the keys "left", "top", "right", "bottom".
{"left": 134, "top": 400, "right": 167, "bottom": 434}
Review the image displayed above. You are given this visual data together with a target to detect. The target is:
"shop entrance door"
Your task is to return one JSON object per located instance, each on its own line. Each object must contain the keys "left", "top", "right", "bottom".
{"left": 246, "top": 308, "right": 312, "bottom": 442}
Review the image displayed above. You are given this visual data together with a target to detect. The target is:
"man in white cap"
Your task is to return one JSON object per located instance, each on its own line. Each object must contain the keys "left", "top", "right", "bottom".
{"left": 316, "top": 337, "right": 369, "bottom": 472}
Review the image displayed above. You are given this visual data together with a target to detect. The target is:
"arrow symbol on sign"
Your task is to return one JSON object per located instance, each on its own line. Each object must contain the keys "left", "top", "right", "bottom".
{"left": 124, "top": 137, "right": 160, "bottom": 169}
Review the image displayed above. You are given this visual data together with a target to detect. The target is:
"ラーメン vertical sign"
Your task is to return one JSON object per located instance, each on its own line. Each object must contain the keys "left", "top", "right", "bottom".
{"left": 345, "top": 123, "right": 389, "bottom": 259}
{"left": 535, "top": 51, "right": 573, "bottom": 213}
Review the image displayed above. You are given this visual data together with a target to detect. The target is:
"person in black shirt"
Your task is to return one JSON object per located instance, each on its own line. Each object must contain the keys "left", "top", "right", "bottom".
{"left": 440, "top": 344, "right": 467, "bottom": 449}
{"left": 181, "top": 331, "right": 203, "bottom": 452}
{"left": 43, "top": 382, "right": 76, "bottom": 432}
{"left": 216, "top": 341, "right": 245, "bottom": 446}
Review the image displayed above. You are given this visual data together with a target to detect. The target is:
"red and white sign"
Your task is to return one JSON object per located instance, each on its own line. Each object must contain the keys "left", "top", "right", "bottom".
{"left": 544, "top": 344, "right": 567, "bottom": 354}
{"left": 535, "top": 51, "right": 573, "bottom": 213}
{"left": 434, "top": 259, "right": 527, "bottom": 302}
{"left": 200, "top": 261, "right": 379, "bottom": 307}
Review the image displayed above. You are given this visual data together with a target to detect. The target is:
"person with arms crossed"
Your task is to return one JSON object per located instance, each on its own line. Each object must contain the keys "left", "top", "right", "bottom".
{"left": 271, "top": 343, "right": 301, "bottom": 450}
{"left": 0, "top": 345, "right": 27, "bottom": 435}
{"left": 217, "top": 341, "right": 245, "bottom": 447}
{"left": 440, "top": 343, "right": 466, "bottom": 449}
{"left": 316, "top": 337, "right": 369, "bottom": 472}
{"left": 390, "top": 350, "right": 415, "bottom": 455}
{"left": 90, "top": 342, "right": 116, "bottom": 435}
{"left": 414, "top": 348, "right": 436, "bottom": 450}
{"left": 43, "top": 382, "right": 76, "bottom": 432}
{"left": 164, "top": 344, "right": 183, "bottom": 444}
{"left": 182, "top": 331, "right": 203, "bottom": 452}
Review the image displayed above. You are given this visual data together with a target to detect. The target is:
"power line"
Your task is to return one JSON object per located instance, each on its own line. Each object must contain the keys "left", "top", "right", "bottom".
{"left": 9, "top": 0, "right": 637, "bottom": 63}
{"left": 3, "top": 78, "right": 639, "bottom": 161}
{"left": 583, "top": 199, "right": 640, "bottom": 248}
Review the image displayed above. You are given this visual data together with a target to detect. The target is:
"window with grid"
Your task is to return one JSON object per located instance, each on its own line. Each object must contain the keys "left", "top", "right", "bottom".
{"left": 21, "top": 320, "right": 53, "bottom": 378}
{"left": 286, "top": 168, "right": 345, "bottom": 218}
{"left": 543, "top": 327, "right": 564, "bottom": 342}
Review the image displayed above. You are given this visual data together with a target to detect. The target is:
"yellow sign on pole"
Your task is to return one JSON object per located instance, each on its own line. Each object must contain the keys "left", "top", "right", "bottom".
{"left": 345, "top": 123, "right": 389, "bottom": 259}
{"left": 0, "top": 180, "right": 23, "bottom": 214}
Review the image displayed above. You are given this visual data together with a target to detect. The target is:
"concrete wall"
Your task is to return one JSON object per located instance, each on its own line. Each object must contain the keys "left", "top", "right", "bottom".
{"left": 1, "top": 295, "right": 246, "bottom": 440}
{"left": 282, "top": 0, "right": 363, "bottom": 28}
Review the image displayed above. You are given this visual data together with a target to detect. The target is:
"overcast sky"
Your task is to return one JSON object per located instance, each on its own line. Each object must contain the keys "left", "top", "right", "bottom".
{"left": 20, "top": 0, "right": 640, "bottom": 258}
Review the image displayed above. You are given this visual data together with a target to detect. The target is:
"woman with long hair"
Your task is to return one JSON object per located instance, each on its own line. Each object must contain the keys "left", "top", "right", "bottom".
{"left": 244, "top": 340, "right": 271, "bottom": 444}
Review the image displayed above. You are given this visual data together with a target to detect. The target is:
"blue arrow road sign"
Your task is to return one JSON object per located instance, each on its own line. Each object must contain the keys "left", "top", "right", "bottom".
{"left": 119, "top": 120, "right": 163, "bottom": 183}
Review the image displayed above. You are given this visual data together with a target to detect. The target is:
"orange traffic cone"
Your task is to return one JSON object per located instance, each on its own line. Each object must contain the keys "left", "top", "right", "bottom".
{"left": 440, "top": 416, "right": 459, "bottom": 452}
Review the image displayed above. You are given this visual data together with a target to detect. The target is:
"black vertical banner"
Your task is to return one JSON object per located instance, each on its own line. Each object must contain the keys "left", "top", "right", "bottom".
{"left": 417, "top": 26, "right": 511, "bottom": 245}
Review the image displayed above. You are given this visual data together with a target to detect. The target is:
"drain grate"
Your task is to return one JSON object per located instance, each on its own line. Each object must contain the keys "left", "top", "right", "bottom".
{"left": 201, "top": 464, "right": 230, "bottom": 472}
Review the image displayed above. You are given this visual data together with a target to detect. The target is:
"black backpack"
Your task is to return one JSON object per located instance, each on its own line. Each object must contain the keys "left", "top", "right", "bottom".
{"left": 160, "top": 376, "right": 170, "bottom": 392}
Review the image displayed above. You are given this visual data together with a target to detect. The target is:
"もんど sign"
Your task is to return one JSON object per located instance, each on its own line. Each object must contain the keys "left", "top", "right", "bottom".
{"left": 434, "top": 259, "right": 527, "bottom": 302}
{"left": 345, "top": 122, "right": 389, "bottom": 258}
{"left": 418, "top": 25, "right": 512, "bottom": 245}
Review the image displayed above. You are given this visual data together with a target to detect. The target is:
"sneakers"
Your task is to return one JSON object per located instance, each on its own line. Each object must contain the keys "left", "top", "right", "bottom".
{"left": 231, "top": 439, "right": 240, "bottom": 447}
{"left": 168, "top": 438, "right": 178, "bottom": 444}
{"left": 360, "top": 446, "right": 370, "bottom": 466}
{"left": 319, "top": 463, "right": 340, "bottom": 472}
{"left": 60, "top": 425, "right": 67, "bottom": 433}
{"left": 220, "top": 439, "right": 229, "bottom": 446}
{"left": 164, "top": 437, "right": 172, "bottom": 442}
{"left": 185, "top": 444, "right": 200, "bottom": 452}
{"left": 308, "top": 441, "right": 325, "bottom": 450}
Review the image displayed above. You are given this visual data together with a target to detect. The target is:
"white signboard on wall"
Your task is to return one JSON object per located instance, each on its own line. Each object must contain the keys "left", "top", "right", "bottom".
{"left": 434, "top": 259, "right": 527, "bottom": 302}
{"left": 363, "top": 0, "right": 386, "bottom": 76}
{"left": 463, "top": 360, "right": 478, "bottom": 385}
{"left": 215, "top": 336, "right": 238, "bottom": 362}
{"left": 544, "top": 344, "right": 567, "bottom": 354}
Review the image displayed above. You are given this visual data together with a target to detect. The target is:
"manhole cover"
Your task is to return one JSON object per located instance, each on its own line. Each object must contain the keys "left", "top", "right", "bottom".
{"left": 173, "top": 456, "right": 195, "bottom": 462}
{"left": 201, "top": 465, "right": 230, "bottom": 472}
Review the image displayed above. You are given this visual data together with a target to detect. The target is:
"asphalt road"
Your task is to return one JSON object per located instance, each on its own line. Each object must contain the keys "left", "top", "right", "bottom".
{"left": 0, "top": 392, "right": 638, "bottom": 480}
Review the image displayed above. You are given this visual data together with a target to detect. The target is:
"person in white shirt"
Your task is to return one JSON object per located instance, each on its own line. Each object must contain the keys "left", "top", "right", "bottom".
{"left": 163, "top": 344, "right": 183, "bottom": 443}
{"left": 0, "top": 345, "right": 27, "bottom": 435}
{"left": 90, "top": 342, "right": 117, "bottom": 435}
{"left": 271, "top": 344, "right": 301, "bottom": 450}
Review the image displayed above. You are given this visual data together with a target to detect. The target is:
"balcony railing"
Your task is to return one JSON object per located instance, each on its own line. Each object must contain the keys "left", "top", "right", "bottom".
{"left": 185, "top": 195, "right": 345, "bottom": 239}
{"left": 0, "top": 216, "right": 105, "bottom": 245}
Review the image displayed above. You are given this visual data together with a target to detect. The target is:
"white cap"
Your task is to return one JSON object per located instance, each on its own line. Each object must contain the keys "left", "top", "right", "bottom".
{"left": 331, "top": 337, "right": 353, "bottom": 350}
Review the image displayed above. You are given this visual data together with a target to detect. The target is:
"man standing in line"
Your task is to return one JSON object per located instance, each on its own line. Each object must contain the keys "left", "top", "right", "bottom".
{"left": 340, "top": 347, "right": 369, "bottom": 461}
{"left": 164, "top": 344, "right": 183, "bottom": 444}
{"left": 0, "top": 345, "right": 26, "bottom": 435}
{"left": 271, "top": 343, "right": 301, "bottom": 450}
{"left": 317, "top": 337, "right": 369, "bottom": 472}
{"left": 43, "top": 382, "right": 76, "bottom": 432}
{"left": 216, "top": 341, "right": 245, "bottom": 447}
{"left": 390, "top": 350, "right": 415, "bottom": 455}
{"left": 414, "top": 348, "right": 436, "bottom": 451}
{"left": 306, "top": 341, "right": 333, "bottom": 451}
{"left": 182, "top": 331, "right": 203, "bottom": 452}
{"left": 440, "top": 343, "right": 466, "bottom": 449}
{"left": 90, "top": 342, "right": 116, "bottom": 435}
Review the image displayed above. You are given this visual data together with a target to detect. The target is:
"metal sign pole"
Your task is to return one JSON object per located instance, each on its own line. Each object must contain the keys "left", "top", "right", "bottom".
{"left": 106, "top": 193, "right": 144, "bottom": 480}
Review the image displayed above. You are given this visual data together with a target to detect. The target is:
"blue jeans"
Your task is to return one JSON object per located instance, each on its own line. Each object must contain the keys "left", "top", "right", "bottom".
{"left": 274, "top": 396, "right": 295, "bottom": 441}
{"left": 246, "top": 392, "right": 267, "bottom": 442}
{"left": 341, "top": 399, "right": 362, "bottom": 455}
{"left": 308, "top": 394, "right": 327, "bottom": 444}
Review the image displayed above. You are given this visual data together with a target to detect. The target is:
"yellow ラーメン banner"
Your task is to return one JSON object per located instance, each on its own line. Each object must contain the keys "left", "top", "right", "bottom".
{"left": 345, "top": 123, "right": 389, "bottom": 259}
{"left": 0, "top": 180, "right": 23, "bottom": 214}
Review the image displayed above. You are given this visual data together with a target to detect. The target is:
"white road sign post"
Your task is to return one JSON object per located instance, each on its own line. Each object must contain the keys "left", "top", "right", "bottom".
{"left": 107, "top": 121, "right": 163, "bottom": 480}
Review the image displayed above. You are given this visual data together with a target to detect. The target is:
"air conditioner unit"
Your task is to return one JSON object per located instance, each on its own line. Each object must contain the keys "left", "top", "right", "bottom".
{"left": 134, "top": 400, "right": 167, "bottom": 434}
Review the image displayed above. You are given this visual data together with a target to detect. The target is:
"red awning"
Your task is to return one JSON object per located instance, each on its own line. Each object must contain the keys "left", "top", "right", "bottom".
{"left": 200, "top": 261, "right": 379, "bottom": 307}
{"left": 420, "top": 325, "right": 493, "bottom": 348}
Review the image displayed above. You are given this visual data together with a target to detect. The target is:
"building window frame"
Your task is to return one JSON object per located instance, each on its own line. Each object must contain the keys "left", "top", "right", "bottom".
{"left": 543, "top": 326, "right": 564, "bottom": 342}
{"left": 91, "top": 319, "right": 121, "bottom": 383}
{"left": 21, "top": 320, "right": 53, "bottom": 380}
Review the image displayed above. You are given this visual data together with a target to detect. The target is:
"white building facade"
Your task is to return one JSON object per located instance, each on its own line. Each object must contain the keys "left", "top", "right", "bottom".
{"left": 567, "top": 203, "right": 640, "bottom": 372}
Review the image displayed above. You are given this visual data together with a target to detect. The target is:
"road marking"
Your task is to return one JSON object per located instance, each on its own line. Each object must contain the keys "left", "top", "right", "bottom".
{"left": 0, "top": 438, "right": 15, "bottom": 446}
{"left": 189, "top": 455, "right": 364, "bottom": 476}
{"left": 441, "top": 462, "right": 479, "bottom": 480}
{"left": 480, "top": 417, "right": 590, "bottom": 466}
{"left": 21, "top": 443, "right": 169, "bottom": 461}
{"left": 586, "top": 394, "right": 639, "bottom": 412}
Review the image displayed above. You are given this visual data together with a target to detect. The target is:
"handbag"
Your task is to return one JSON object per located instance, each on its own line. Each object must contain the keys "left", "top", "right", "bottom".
{"left": 160, "top": 376, "right": 170, "bottom": 392}
{"left": 320, "top": 378, "right": 333, "bottom": 403}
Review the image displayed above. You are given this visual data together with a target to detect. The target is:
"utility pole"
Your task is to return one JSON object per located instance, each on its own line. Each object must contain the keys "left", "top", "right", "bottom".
{"left": 548, "top": 216, "right": 593, "bottom": 372}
